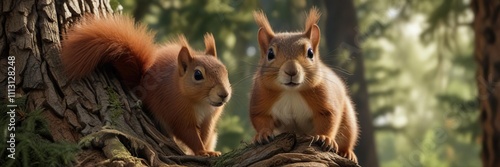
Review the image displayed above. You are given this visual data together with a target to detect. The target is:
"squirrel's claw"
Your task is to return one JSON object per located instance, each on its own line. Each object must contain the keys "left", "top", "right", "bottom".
{"left": 254, "top": 129, "right": 274, "bottom": 145}
{"left": 339, "top": 150, "right": 358, "bottom": 163}
{"left": 312, "top": 135, "right": 338, "bottom": 153}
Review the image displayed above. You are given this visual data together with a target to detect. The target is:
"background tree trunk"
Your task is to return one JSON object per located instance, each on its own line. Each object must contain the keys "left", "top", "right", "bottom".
{"left": 0, "top": 0, "right": 359, "bottom": 166}
{"left": 472, "top": 0, "right": 500, "bottom": 167}
{"left": 323, "top": 0, "right": 379, "bottom": 167}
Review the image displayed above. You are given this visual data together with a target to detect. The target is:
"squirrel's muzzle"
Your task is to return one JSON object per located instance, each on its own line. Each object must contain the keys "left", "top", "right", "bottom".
{"left": 208, "top": 84, "right": 231, "bottom": 107}
{"left": 279, "top": 60, "right": 304, "bottom": 88}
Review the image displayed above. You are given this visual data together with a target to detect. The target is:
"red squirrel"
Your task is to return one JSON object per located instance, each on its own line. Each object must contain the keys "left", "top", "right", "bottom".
{"left": 61, "top": 15, "right": 231, "bottom": 157}
{"left": 250, "top": 8, "right": 359, "bottom": 162}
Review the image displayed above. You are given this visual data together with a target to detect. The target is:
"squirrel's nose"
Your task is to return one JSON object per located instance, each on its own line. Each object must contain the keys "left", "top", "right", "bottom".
{"left": 285, "top": 70, "right": 297, "bottom": 77}
{"left": 218, "top": 93, "right": 228, "bottom": 100}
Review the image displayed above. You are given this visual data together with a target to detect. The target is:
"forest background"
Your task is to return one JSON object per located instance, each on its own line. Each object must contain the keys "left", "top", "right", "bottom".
{"left": 58, "top": 0, "right": 480, "bottom": 166}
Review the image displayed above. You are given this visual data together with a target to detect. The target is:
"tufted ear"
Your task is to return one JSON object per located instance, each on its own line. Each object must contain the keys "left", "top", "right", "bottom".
{"left": 304, "top": 7, "right": 321, "bottom": 50}
{"left": 254, "top": 10, "right": 275, "bottom": 57}
{"left": 177, "top": 46, "right": 193, "bottom": 76}
{"left": 305, "top": 24, "right": 320, "bottom": 50}
{"left": 257, "top": 27, "right": 274, "bottom": 56}
{"left": 204, "top": 33, "right": 217, "bottom": 57}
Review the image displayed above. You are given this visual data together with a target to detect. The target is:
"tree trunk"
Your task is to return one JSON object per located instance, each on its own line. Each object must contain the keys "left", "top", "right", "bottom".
{"left": 0, "top": 0, "right": 359, "bottom": 166}
{"left": 1, "top": 0, "right": 185, "bottom": 166}
{"left": 323, "top": 0, "right": 379, "bottom": 167}
{"left": 472, "top": 0, "right": 500, "bottom": 167}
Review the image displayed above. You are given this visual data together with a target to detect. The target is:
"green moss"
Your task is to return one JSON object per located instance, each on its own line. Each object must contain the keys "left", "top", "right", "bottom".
{"left": 0, "top": 98, "right": 80, "bottom": 167}
{"left": 106, "top": 88, "right": 124, "bottom": 125}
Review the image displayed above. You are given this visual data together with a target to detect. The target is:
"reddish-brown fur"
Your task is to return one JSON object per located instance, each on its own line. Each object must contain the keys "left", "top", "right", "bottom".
{"left": 250, "top": 8, "right": 359, "bottom": 162}
{"left": 61, "top": 15, "right": 156, "bottom": 87}
{"left": 61, "top": 15, "right": 231, "bottom": 157}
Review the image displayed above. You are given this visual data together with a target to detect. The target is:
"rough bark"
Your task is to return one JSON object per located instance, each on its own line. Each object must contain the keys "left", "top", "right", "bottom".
{"left": 472, "top": 0, "right": 500, "bottom": 167}
{"left": 1, "top": 0, "right": 183, "bottom": 166}
{"left": 214, "top": 133, "right": 359, "bottom": 167}
{"left": 0, "top": 0, "right": 359, "bottom": 166}
{"left": 323, "top": 0, "right": 379, "bottom": 167}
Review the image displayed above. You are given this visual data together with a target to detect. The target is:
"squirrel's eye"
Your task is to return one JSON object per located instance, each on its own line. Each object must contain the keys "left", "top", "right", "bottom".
{"left": 307, "top": 48, "right": 314, "bottom": 59}
{"left": 194, "top": 69, "right": 204, "bottom": 81}
{"left": 267, "top": 48, "right": 275, "bottom": 61}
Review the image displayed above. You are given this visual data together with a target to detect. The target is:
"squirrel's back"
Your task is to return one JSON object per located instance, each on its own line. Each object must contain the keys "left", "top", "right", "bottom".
{"left": 61, "top": 15, "right": 156, "bottom": 87}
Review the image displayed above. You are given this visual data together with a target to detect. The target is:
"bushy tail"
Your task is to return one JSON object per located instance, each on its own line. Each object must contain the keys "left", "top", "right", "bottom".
{"left": 61, "top": 15, "right": 156, "bottom": 87}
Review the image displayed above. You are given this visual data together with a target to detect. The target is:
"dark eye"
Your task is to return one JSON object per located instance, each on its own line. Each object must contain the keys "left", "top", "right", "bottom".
{"left": 307, "top": 48, "right": 314, "bottom": 59}
{"left": 194, "top": 69, "right": 204, "bottom": 81}
{"left": 267, "top": 48, "right": 275, "bottom": 61}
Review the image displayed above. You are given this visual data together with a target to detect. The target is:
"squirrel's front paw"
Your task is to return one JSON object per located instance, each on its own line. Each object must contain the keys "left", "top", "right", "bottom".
{"left": 312, "top": 135, "right": 339, "bottom": 152}
{"left": 339, "top": 150, "right": 358, "bottom": 163}
{"left": 253, "top": 129, "right": 275, "bottom": 145}
{"left": 195, "top": 150, "right": 221, "bottom": 157}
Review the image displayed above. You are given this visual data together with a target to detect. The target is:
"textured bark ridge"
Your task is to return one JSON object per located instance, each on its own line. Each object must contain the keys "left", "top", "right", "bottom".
{"left": 0, "top": 0, "right": 360, "bottom": 166}
{"left": 472, "top": 0, "right": 500, "bottom": 167}
{"left": 214, "top": 133, "right": 359, "bottom": 167}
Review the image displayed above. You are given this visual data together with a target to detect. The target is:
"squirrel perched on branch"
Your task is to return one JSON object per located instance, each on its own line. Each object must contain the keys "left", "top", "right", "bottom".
{"left": 249, "top": 8, "right": 359, "bottom": 162}
{"left": 61, "top": 15, "right": 231, "bottom": 157}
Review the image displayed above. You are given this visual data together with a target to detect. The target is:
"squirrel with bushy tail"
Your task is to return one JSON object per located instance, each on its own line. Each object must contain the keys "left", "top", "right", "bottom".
{"left": 61, "top": 15, "right": 231, "bottom": 157}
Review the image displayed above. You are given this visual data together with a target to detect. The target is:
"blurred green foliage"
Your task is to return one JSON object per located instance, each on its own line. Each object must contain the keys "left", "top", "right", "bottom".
{"left": 115, "top": 0, "right": 479, "bottom": 166}
{"left": 355, "top": 0, "right": 479, "bottom": 166}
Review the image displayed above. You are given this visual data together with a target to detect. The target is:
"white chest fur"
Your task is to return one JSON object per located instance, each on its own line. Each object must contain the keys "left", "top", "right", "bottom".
{"left": 271, "top": 91, "right": 314, "bottom": 135}
{"left": 194, "top": 103, "right": 216, "bottom": 126}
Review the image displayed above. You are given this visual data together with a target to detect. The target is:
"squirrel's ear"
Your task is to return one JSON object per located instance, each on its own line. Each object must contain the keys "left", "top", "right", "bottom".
{"left": 304, "top": 7, "right": 321, "bottom": 49}
{"left": 305, "top": 24, "right": 320, "bottom": 50}
{"left": 254, "top": 10, "right": 275, "bottom": 56}
{"left": 204, "top": 33, "right": 217, "bottom": 57}
{"left": 177, "top": 46, "right": 193, "bottom": 76}
{"left": 257, "top": 27, "right": 274, "bottom": 56}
